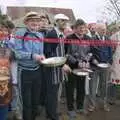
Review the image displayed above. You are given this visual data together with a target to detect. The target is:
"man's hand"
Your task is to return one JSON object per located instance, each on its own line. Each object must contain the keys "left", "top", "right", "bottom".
{"left": 33, "top": 54, "right": 45, "bottom": 63}
{"left": 78, "top": 61, "right": 90, "bottom": 68}
{"left": 92, "top": 59, "right": 99, "bottom": 65}
{"left": 85, "top": 62, "right": 90, "bottom": 68}
{"left": 62, "top": 64, "right": 72, "bottom": 73}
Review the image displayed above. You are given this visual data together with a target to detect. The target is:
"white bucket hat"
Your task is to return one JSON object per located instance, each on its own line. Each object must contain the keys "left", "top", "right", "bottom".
{"left": 54, "top": 13, "right": 69, "bottom": 21}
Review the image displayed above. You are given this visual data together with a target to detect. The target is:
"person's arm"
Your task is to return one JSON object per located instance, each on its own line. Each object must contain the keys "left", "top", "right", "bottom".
{"left": 65, "top": 36, "right": 79, "bottom": 69}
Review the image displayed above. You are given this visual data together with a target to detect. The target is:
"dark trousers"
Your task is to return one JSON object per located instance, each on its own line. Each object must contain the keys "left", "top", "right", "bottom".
{"left": 65, "top": 73, "right": 85, "bottom": 111}
{"left": 45, "top": 74, "right": 59, "bottom": 120}
{"left": 21, "top": 68, "right": 42, "bottom": 120}
{"left": 40, "top": 66, "right": 46, "bottom": 106}
{"left": 0, "top": 106, "right": 8, "bottom": 120}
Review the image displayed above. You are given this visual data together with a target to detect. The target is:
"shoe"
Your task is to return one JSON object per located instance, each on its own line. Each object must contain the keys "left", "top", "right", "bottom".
{"left": 68, "top": 116, "right": 76, "bottom": 120}
{"left": 88, "top": 105, "right": 95, "bottom": 112}
{"left": 14, "top": 111, "right": 23, "bottom": 120}
{"left": 108, "top": 100, "right": 116, "bottom": 105}
{"left": 104, "top": 104, "right": 110, "bottom": 112}
{"left": 67, "top": 110, "right": 76, "bottom": 118}
{"left": 76, "top": 109, "right": 84, "bottom": 113}
{"left": 14, "top": 115, "right": 23, "bottom": 120}
{"left": 7, "top": 111, "right": 14, "bottom": 120}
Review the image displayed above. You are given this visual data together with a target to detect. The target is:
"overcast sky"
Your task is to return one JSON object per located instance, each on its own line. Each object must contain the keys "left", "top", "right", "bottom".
{"left": 0, "top": 0, "right": 106, "bottom": 23}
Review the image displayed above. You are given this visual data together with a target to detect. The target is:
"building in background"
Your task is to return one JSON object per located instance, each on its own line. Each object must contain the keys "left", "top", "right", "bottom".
{"left": 7, "top": 7, "right": 75, "bottom": 28}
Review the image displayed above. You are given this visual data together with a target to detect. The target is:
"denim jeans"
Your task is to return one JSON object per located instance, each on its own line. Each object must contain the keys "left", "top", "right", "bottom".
{"left": 107, "top": 83, "right": 116, "bottom": 102}
{"left": 11, "top": 85, "right": 22, "bottom": 118}
{"left": 98, "top": 69, "right": 110, "bottom": 103}
{"left": 87, "top": 70, "right": 99, "bottom": 106}
{"left": 0, "top": 106, "right": 8, "bottom": 120}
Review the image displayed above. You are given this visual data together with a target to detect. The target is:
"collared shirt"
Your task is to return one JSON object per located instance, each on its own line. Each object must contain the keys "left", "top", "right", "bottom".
{"left": 96, "top": 32, "right": 105, "bottom": 41}
{"left": 54, "top": 27, "right": 65, "bottom": 38}
{"left": 54, "top": 27, "right": 65, "bottom": 57}
{"left": 51, "top": 27, "right": 65, "bottom": 84}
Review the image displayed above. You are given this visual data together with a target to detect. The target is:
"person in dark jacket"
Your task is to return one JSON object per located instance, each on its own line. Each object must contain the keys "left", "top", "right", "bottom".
{"left": 44, "top": 13, "right": 70, "bottom": 120}
{"left": 38, "top": 13, "right": 51, "bottom": 110}
{"left": 64, "top": 19, "right": 93, "bottom": 118}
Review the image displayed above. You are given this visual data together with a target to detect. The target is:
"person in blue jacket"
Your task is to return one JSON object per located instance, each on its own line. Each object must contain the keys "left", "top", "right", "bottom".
{"left": 13, "top": 11, "right": 45, "bottom": 120}
{"left": 91, "top": 23, "right": 113, "bottom": 112}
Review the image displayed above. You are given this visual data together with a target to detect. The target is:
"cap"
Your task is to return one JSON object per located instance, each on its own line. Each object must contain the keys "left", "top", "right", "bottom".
{"left": 24, "top": 11, "right": 41, "bottom": 22}
{"left": 54, "top": 14, "right": 69, "bottom": 21}
{"left": 0, "top": 76, "right": 10, "bottom": 81}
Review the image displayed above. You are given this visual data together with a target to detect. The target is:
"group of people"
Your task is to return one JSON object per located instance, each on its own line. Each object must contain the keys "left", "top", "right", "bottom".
{"left": 0, "top": 10, "right": 118, "bottom": 120}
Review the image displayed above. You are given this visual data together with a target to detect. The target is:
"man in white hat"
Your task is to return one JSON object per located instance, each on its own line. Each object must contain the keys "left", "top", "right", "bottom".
{"left": 54, "top": 13, "right": 69, "bottom": 32}
{"left": 43, "top": 13, "right": 70, "bottom": 120}
{"left": 13, "top": 11, "right": 45, "bottom": 120}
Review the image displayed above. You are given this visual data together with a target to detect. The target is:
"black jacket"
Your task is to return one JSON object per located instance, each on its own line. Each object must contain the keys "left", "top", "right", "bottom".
{"left": 65, "top": 33, "right": 92, "bottom": 69}
{"left": 44, "top": 28, "right": 59, "bottom": 57}
{"left": 44, "top": 28, "right": 64, "bottom": 84}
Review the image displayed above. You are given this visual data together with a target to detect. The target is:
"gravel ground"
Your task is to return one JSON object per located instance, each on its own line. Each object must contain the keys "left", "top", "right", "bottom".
{"left": 7, "top": 100, "right": 120, "bottom": 120}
